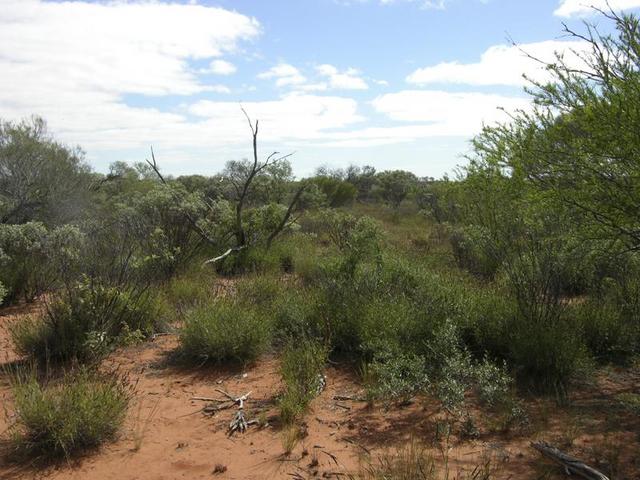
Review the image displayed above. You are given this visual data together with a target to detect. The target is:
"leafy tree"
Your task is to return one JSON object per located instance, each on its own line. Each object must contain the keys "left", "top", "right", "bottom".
{"left": 375, "top": 170, "right": 417, "bottom": 209}
{"left": 472, "top": 10, "right": 640, "bottom": 252}
{"left": 311, "top": 175, "right": 357, "bottom": 207}
{"left": 0, "top": 117, "right": 92, "bottom": 225}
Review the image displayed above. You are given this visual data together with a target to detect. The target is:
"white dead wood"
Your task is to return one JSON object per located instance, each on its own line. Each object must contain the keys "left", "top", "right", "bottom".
{"left": 531, "top": 441, "right": 610, "bottom": 480}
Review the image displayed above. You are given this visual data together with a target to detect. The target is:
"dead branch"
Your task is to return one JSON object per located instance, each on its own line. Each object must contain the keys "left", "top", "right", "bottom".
{"left": 531, "top": 441, "right": 610, "bottom": 480}
{"left": 202, "top": 245, "right": 247, "bottom": 266}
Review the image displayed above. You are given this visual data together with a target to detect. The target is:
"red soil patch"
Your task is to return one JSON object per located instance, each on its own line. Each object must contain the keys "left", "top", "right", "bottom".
{"left": 0, "top": 304, "right": 638, "bottom": 479}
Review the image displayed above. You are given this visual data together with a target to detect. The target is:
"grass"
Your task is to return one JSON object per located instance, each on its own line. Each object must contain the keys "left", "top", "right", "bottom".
{"left": 4, "top": 367, "right": 132, "bottom": 462}
{"left": 358, "top": 439, "right": 436, "bottom": 480}
{"left": 278, "top": 340, "right": 327, "bottom": 425}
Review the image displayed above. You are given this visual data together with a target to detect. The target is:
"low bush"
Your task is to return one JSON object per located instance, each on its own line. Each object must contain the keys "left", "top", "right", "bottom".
{"left": 179, "top": 299, "right": 270, "bottom": 364}
{"left": 450, "top": 225, "right": 502, "bottom": 279}
{"left": 11, "top": 281, "right": 167, "bottom": 363}
{"left": 279, "top": 340, "right": 327, "bottom": 425}
{"left": 4, "top": 368, "right": 131, "bottom": 461}
{"left": 235, "top": 274, "right": 284, "bottom": 309}
{"left": 164, "top": 269, "right": 214, "bottom": 317}
{"left": 271, "top": 287, "right": 322, "bottom": 344}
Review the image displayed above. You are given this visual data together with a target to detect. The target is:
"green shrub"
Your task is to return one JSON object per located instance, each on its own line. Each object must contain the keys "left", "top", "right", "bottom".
{"left": 576, "top": 299, "right": 639, "bottom": 362}
{"left": 502, "top": 247, "right": 590, "bottom": 392}
{"left": 164, "top": 270, "right": 213, "bottom": 317}
{"left": 450, "top": 225, "right": 502, "bottom": 279}
{"left": 11, "top": 281, "right": 167, "bottom": 362}
{"left": 5, "top": 368, "right": 131, "bottom": 461}
{"left": 215, "top": 245, "right": 291, "bottom": 275}
{"left": 0, "top": 222, "right": 84, "bottom": 304}
{"left": 271, "top": 287, "right": 322, "bottom": 344}
{"left": 366, "top": 351, "right": 429, "bottom": 403}
{"left": 235, "top": 274, "right": 284, "bottom": 309}
{"left": 279, "top": 341, "right": 327, "bottom": 425}
{"left": 0, "top": 281, "right": 6, "bottom": 306}
{"left": 473, "top": 357, "right": 513, "bottom": 408}
{"left": 179, "top": 299, "right": 270, "bottom": 364}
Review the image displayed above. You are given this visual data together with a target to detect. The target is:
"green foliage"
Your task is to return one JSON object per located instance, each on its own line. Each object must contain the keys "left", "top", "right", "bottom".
{"left": 5, "top": 368, "right": 131, "bottom": 461}
{"left": 366, "top": 351, "right": 429, "bottom": 403}
{"left": 0, "top": 222, "right": 84, "bottom": 303}
{"left": 375, "top": 170, "right": 417, "bottom": 209}
{"left": 0, "top": 281, "right": 6, "bottom": 306}
{"left": 473, "top": 358, "right": 513, "bottom": 408}
{"left": 164, "top": 269, "right": 215, "bottom": 317}
{"left": 311, "top": 176, "right": 357, "bottom": 207}
{"left": 11, "top": 281, "right": 166, "bottom": 363}
{"left": 450, "top": 225, "right": 502, "bottom": 279}
{"left": 179, "top": 299, "right": 270, "bottom": 365}
{"left": 279, "top": 340, "right": 327, "bottom": 425}
{"left": 0, "top": 116, "right": 92, "bottom": 225}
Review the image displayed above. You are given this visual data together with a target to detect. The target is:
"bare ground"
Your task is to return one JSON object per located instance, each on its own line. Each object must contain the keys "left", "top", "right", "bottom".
{"left": 1, "top": 302, "right": 639, "bottom": 480}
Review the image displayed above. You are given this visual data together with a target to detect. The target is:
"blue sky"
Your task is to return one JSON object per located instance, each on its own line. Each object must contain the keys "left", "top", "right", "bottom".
{"left": 1, "top": 0, "right": 639, "bottom": 178}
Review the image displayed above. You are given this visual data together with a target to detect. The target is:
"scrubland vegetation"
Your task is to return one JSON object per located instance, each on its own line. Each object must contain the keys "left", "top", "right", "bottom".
{"left": 1, "top": 9, "right": 640, "bottom": 479}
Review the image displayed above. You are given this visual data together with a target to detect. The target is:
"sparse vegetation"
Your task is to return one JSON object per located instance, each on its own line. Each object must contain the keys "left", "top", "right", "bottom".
{"left": 1, "top": 8, "right": 640, "bottom": 477}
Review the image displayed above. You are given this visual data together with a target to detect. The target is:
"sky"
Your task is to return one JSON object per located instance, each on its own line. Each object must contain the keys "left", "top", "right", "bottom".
{"left": 1, "top": 0, "right": 639, "bottom": 178}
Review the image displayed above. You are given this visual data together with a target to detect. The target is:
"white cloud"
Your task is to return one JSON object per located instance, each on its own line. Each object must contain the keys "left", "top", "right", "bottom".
{"left": 316, "top": 64, "right": 369, "bottom": 90}
{"left": 407, "top": 40, "right": 589, "bottom": 87}
{"left": 208, "top": 59, "right": 237, "bottom": 75}
{"left": 0, "top": 0, "right": 259, "bottom": 150}
{"left": 555, "top": 0, "right": 640, "bottom": 17}
{"left": 210, "top": 85, "right": 232, "bottom": 94}
{"left": 372, "top": 90, "right": 531, "bottom": 135}
{"left": 257, "top": 63, "right": 307, "bottom": 87}
{"left": 189, "top": 93, "right": 364, "bottom": 142}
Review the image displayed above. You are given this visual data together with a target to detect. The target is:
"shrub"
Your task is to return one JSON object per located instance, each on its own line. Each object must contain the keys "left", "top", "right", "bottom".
{"left": 271, "top": 287, "right": 322, "bottom": 344}
{"left": 11, "top": 281, "right": 166, "bottom": 362}
{"left": 576, "top": 299, "right": 639, "bottom": 363}
{"left": 179, "top": 299, "right": 270, "bottom": 364}
{"left": 0, "top": 222, "right": 84, "bottom": 304}
{"left": 0, "top": 281, "right": 6, "bottom": 306}
{"left": 366, "top": 351, "right": 429, "bottom": 403}
{"left": 501, "top": 247, "right": 590, "bottom": 392}
{"left": 279, "top": 340, "right": 327, "bottom": 425}
{"left": 5, "top": 368, "right": 131, "bottom": 461}
{"left": 450, "top": 225, "right": 502, "bottom": 279}
{"left": 235, "top": 274, "right": 284, "bottom": 309}
{"left": 164, "top": 269, "right": 213, "bottom": 317}
{"left": 473, "top": 358, "right": 513, "bottom": 408}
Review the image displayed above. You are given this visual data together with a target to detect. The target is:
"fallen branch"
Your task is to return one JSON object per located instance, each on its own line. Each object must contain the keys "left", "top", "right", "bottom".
{"left": 531, "top": 441, "right": 610, "bottom": 480}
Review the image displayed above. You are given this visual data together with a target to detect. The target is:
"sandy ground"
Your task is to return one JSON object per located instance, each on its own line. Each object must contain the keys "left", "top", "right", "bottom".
{"left": 1, "top": 302, "right": 639, "bottom": 480}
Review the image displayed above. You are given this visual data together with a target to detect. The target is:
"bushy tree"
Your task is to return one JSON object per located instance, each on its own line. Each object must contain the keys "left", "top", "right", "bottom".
{"left": 375, "top": 170, "right": 417, "bottom": 209}
{"left": 0, "top": 117, "right": 92, "bottom": 225}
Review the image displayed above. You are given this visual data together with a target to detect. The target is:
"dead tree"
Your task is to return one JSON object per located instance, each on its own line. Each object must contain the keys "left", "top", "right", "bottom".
{"left": 146, "top": 108, "right": 307, "bottom": 266}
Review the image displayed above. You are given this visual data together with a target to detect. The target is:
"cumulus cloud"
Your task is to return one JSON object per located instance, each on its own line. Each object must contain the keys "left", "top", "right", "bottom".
{"left": 189, "top": 93, "right": 364, "bottom": 142}
{"left": 554, "top": 0, "right": 640, "bottom": 17}
{"left": 407, "top": 40, "right": 589, "bottom": 87}
{"left": 208, "top": 60, "right": 237, "bottom": 75}
{"left": 0, "top": 0, "right": 259, "bottom": 150}
{"left": 372, "top": 90, "right": 530, "bottom": 135}
{"left": 316, "top": 65, "right": 369, "bottom": 90}
{"left": 257, "top": 63, "right": 307, "bottom": 87}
